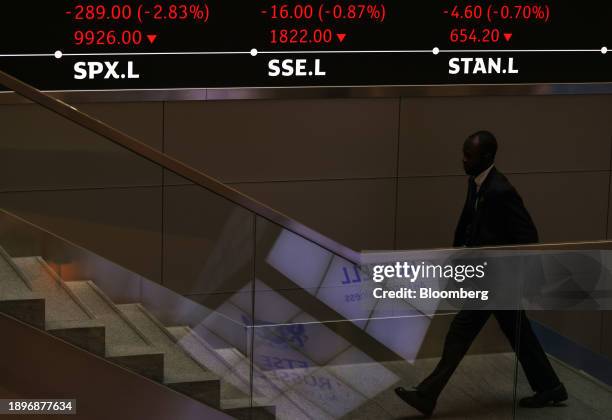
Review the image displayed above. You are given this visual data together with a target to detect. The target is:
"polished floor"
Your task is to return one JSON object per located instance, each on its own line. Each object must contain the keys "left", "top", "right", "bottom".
{"left": 341, "top": 353, "right": 612, "bottom": 420}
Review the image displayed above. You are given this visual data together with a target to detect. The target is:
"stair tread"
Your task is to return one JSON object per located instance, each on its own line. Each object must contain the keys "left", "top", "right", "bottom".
{"left": 65, "top": 281, "right": 152, "bottom": 353}
{"left": 13, "top": 257, "right": 92, "bottom": 326}
{"left": 0, "top": 292, "right": 42, "bottom": 302}
{"left": 168, "top": 326, "right": 236, "bottom": 376}
{"left": 221, "top": 397, "right": 275, "bottom": 411}
{"left": 168, "top": 326, "right": 264, "bottom": 400}
{"left": 117, "top": 303, "right": 218, "bottom": 384}
{"left": 0, "top": 253, "right": 32, "bottom": 299}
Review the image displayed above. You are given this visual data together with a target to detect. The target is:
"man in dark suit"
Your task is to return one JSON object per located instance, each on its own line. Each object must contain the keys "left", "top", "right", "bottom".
{"left": 395, "top": 131, "right": 567, "bottom": 417}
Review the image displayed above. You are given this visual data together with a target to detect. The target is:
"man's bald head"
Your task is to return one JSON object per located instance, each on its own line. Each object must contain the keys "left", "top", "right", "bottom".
{"left": 462, "top": 131, "right": 498, "bottom": 176}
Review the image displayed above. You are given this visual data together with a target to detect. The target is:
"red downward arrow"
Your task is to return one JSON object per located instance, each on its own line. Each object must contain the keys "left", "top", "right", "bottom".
{"left": 147, "top": 34, "right": 158, "bottom": 44}
{"left": 336, "top": 33, "right": 346, "bottom": 42}
{"left": 503, "top": 33, "right": 513, "bottom": 42}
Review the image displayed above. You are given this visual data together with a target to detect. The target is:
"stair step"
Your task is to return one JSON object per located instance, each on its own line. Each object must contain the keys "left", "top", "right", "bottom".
{"left": 117, "top": 303, "right": 221, "bottom": 407}
{"left": 168, "top": 329, "right": 245, "bottom": 389}
{"left": 168, "top": 326, "right": 252, "bottom": 397}
{"left": 0, "top": 297, "right": 45, "bottom": 329}
{"left": 65, "top": 280, "right": 164, "bottom": 381}
{"left": 0, "top": 250, "right": 44, "bottom": 328}
{"left": 222, "top": 399, "right": 276, "bottom": 420}
{"left": 13, "top": 257, "right": 106, "bottom": 354}
{"left": 46, "top": 319, "right": 106, "bottom": 356}
{"left": 168, "top": 326, "right": 276, "bottom": 418}
{"left": 13, "top": 257, "right": 93, "bottom": 323}
{"left": 214, "top": 347, "right": 283, "bottom": 401}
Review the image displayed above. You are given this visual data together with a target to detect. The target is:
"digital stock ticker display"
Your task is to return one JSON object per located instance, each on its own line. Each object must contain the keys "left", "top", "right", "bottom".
{"left": 0, "top": 1, "right": 610, "bottom": 90}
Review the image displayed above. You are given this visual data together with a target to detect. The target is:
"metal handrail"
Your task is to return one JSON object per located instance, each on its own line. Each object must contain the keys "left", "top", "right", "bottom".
{"left": 0, "top": 69, "right": 360, "bottom": 263}
{"left": 366, "top": 239, "right": 612, "bottom": 254}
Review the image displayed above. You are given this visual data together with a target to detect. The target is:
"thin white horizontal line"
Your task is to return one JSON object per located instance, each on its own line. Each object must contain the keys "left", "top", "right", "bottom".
{"left": 0, "top": 48, "right": 606, "bottom": 58}
{"left": 246, "top": 312, "right": 457, "bottom": 329}
{"left": 440, "top": 49, "right": 603, "bottom": 53}
{"left": 0, "top": 54, "right": 55, "bottom": 57}
{"left": 62, "top": 51, "right": 249, "bottom": 56}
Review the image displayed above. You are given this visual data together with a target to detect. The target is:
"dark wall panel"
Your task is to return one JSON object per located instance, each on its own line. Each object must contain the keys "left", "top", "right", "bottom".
{"left": 399, "top": 96, "right": 612, "bottom": 177}
{"left": 165, "top": 99, "right": 399, "bottom": 183}
{"left": 0, "top": 103, "right": 163, "bottom": 191}
{"left": 233, "top": 178, "right": 396, "bottom": 251}
{"left": 397, "top": 172, "right": 609, "bottom": 249}
{"left": 509, "top": 171, "right": 609, "bottom": 243}
{"left": 163, "top": 185, "right": 254, "bottom": 296}
{"left": 77, "top": 102, "right": 164, "bottom": 148}
{"left": 0, "top": 188, "right": 162, "bottom": 282}
{"left": 396, "top": 176, "right": 466, "bottom": 249}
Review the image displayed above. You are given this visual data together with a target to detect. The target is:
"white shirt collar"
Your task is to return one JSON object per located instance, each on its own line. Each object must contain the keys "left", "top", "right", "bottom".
{"left": 474, "top": 164, "right": 494, "bottom": 191}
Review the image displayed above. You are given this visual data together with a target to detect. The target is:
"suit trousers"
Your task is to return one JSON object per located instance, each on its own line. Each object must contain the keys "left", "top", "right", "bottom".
{"left": 417, "top": 310, "right": 561, "bottom": 400}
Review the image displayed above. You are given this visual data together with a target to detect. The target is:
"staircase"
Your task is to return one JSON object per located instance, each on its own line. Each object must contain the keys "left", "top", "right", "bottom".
{"left": 0, "top": 248, "right": 275, "bottom": 420}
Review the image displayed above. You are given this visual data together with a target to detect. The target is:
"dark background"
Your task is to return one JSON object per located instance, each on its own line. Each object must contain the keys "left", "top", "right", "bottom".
{"left": 0, "top": 0, "right": 610, "bottom": 89}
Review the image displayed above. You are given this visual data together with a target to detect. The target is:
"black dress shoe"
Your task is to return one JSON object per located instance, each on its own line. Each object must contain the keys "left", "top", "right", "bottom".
{"left": 519, "top": 383, "right": 568, "bottom": 408}
{"left": 394, "top": 387, "right": 436, "bottom": 417}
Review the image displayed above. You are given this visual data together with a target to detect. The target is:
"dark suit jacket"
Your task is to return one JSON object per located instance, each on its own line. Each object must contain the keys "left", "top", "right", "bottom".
{"left": 453, "top": 167, "right": 538, "bottom": 247}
